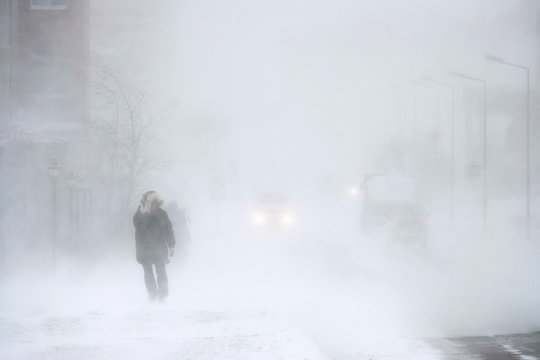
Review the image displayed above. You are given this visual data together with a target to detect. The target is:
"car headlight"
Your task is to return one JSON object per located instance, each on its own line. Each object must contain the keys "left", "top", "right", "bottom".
{"left": 280, "top": 213, "right": 293, "bottom": 225}
{"left": 253, "top": 212, "right": 266, "bottom": 226}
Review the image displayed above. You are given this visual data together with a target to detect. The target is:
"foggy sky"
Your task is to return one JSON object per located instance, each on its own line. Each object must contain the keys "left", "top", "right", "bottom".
{"left": 118, "top": 0, "right": 538, "bottom": 199}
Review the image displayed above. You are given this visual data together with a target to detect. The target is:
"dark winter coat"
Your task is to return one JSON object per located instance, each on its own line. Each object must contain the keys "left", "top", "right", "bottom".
{"left": 133, "top": 207, "right": 175, "bottom": 265}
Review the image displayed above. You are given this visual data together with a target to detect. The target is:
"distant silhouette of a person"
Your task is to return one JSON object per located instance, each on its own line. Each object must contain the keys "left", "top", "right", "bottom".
{"left": 133, "top": 191, "right": 175, "bottom": 302}
{"left": 165, "top": 201, "right": 190, "bottom": 253}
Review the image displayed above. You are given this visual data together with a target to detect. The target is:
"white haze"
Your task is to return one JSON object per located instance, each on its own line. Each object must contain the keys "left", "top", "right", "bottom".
{"left": 2, "top": 0, "right": 540, "bottom": 358}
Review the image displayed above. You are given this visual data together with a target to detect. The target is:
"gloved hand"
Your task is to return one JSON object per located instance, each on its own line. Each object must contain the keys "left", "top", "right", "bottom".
{"left": 169, "top": 247, "right": 175, "bottom": 257}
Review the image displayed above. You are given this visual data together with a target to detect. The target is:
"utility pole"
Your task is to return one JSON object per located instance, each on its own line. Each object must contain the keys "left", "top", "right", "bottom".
{"left": 450, "top": 72, "right": 488, "bottom": 234}
{"left": 423, "top": 78, "right": 456, "bottom": 228}
{"left": 486, "top": 55, "right": 531, "bottom": 241}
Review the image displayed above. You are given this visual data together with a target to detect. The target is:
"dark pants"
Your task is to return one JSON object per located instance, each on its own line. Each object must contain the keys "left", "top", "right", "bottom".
{"left": 142, "top": 263, "right": 168, "bottom": 301}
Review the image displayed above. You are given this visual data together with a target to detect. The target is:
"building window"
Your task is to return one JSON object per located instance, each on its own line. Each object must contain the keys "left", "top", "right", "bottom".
{"left": 31, "top": 0, "right": 68, "bottom": 10}
{"left": 0, "top": 0, "right": 9, "bottom": 49}
{"left": 0, "top": 0, "right": 8, "bottom": 15}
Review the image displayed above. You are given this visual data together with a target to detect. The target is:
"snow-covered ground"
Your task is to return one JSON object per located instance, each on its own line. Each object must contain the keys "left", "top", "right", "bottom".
{"left": 0, "top": 301, "right": 440, "bottom": 360}
{"left": 2, "top": 306, "right": 330, "bottom": 360}
{"left": 2, "top": 227, "right": 539, "bottom": 359}
{"left": 0, "top": 234, "right": 444, "bottom": 360}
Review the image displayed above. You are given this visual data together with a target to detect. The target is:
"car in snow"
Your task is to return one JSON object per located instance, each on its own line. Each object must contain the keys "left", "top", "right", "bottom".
{"left": 251, "top": 192, "right": 296, "bottom": 229}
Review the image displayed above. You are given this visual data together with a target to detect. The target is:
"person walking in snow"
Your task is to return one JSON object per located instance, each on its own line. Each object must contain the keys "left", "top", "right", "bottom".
{"left": 165, "top": 201, "right": 191, "bottom": 255}
{"left": 133, "top": 191, "right": 175, "bottom": 302}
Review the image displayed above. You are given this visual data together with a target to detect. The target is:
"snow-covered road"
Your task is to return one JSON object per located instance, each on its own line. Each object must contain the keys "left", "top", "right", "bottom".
{"left": 2, "top": 307, "right": 328, "bottom": 360}
{"left": 1, "top": 306, "right": 440, "bottom": 360}
{"left": 2, "top": 231, "right": 538, "bottom": 359}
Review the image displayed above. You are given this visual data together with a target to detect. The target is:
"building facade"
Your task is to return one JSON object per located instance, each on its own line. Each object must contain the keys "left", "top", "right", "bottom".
{"left": 0, "top": 0, "right": 90, "bottom": 272}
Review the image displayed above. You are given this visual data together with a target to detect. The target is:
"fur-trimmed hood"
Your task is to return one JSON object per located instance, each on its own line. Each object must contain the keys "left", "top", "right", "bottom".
{"left": 139, "top": 191, "right": 164, "bottom": 214}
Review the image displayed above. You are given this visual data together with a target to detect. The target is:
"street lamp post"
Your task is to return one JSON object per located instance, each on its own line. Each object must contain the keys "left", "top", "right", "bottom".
{"left": 485, "top": 55, "right": 531, "bottom": 241}
{"left": 66, "top": 171, "right": 77, "bottom": 251}
{"left": 391, "top": 86, "right": 418, "bottom": 138}
{"left": 449, "top": 71, "right": 488, "bottom": 234}
{"left": 411, "top": 80, "right": 441, "bottom": 135}
{"left": 48, "top": 159, "right": 60, "bottom": 272}
{"left": 423, "top": 77, "right": 456, "bottom": 227}
{"left": 375, "top": 89, "right": 403, "bottom": 147}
